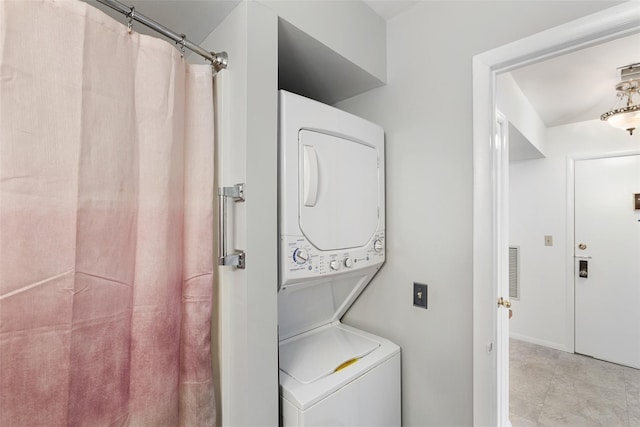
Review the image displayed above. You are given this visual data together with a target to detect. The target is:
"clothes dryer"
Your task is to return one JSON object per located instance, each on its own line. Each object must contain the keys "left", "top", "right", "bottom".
{"left": 278, "top": 90, "right": 400, "bottom": 426}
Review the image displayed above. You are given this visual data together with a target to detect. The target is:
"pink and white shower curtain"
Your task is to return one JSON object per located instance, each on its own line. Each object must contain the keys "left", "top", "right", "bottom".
{"left": 0, "top": 1, "right": 217, "bottom": 425}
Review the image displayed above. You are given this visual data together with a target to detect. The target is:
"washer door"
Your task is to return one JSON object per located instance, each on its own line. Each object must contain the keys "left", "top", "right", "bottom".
{"left": 299, "top": 130, "right": 380, "bottom": 251}
{"left": 279, "top": 326, "right": 380, "bottom": 385}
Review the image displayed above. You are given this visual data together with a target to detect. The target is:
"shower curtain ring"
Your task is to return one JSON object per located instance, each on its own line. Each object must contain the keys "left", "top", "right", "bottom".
{"left": 178, "top": 34, "right": 186, "bottom": 58}
{"left": 127, "top": 6, "right": 135, "bottom": 33}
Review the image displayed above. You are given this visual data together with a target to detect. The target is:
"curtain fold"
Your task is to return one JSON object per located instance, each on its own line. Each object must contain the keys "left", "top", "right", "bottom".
{"left": 0, "top": 1, "right": 216, "bottom": 425}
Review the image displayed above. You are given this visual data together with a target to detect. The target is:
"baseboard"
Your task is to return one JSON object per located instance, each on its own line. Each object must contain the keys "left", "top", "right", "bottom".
{"left": 509, "top": 332, "right": 569, "bottom": 353}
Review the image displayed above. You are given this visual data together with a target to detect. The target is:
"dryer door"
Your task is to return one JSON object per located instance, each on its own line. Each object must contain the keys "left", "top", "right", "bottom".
{"left": 299, "top": 130, "right": 380, "bottom": 251}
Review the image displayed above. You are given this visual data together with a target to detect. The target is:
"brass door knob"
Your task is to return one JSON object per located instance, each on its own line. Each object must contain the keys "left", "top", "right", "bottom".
{"left": 498, "top": 297, "right": 512, "bottom": 309}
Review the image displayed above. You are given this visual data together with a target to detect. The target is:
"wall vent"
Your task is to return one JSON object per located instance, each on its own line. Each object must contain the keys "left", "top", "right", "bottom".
{"left": 509, "top": 246, "right": 520, "bottom": 300}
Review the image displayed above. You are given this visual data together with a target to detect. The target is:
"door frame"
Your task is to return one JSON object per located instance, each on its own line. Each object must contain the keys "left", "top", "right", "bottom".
{"left": 494, "top": 109, "right": 510, "bottom": 427}
{"left": 472, "top": 3, "right": 640, "bottom": 425}
{"left": 565, "top": 151, "right": 640, "bottom": 355}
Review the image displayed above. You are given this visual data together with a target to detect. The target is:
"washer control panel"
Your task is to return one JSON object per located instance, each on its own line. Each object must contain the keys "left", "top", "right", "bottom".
{"left": 280, "top": 231, "right": 385, "bottom": 285}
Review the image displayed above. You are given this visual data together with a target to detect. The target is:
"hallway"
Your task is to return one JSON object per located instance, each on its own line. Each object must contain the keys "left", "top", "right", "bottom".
{"left": 510, "top": 339, "right": 640, "bottom": 426}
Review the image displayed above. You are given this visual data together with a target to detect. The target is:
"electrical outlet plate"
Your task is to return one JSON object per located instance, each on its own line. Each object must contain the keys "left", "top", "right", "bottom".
{"left": 413, "top": 282, "right": 428, "bottom": 309}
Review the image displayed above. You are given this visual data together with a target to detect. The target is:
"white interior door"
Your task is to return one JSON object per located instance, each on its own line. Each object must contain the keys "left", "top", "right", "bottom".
{"left": 574, "top": 155, "right": 640, "bottom": 369}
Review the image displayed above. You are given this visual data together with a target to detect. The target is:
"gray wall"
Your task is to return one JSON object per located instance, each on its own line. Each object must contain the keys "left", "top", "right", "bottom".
{"left": 336, "top": 1, "right": 624, "bottom": 425}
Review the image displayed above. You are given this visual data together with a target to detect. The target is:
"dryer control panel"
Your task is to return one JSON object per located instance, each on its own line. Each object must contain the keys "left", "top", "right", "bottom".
{"left": 280, "top": 231, "right": 385, "bottom": 286}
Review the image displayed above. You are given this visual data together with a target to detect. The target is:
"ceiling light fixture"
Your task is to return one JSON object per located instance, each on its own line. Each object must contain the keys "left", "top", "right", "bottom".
{"left": 601, "top": 63, "right": 640, "bottom": 136}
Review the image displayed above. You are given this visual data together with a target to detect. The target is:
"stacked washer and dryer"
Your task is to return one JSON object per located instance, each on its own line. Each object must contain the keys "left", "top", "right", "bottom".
{"left": 278, "top": 90, "right": 401, "bottom": 426}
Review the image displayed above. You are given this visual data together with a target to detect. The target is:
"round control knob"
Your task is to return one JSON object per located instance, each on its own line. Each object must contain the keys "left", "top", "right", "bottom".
{"left": 329, "top": 260, "right": 341, "bottom": 271}
{"left": 343, "top": 258, "right": 353, "bottom": 268}
{"left": 293, "top": 248, "right": 309, "bottom": 265}
{"left": 373, "top": 239, "right": 384, "bottom": 252}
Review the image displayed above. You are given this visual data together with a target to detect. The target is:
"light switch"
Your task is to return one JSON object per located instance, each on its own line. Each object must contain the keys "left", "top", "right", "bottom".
{"left": 413, "top": 282, "right": 428, "bottom": 309}
{"left": 544, "top": 235, "right": 553, "bottom": 246}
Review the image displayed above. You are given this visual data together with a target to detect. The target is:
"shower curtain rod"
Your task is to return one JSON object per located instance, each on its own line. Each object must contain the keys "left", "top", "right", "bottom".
{"left": 95, "top": 0, "right": 228, "bottom": 73}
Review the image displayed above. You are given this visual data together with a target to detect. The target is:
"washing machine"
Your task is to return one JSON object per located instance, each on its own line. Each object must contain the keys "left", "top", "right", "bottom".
{"left": 278, "top": 90, "right": 401, "bottom": 426}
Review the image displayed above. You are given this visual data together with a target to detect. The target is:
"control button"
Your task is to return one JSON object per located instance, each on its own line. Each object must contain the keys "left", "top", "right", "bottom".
{"left": 293, "top": 248, "right": 309, "bottom": 265}
{"left": 329, "top": 260, "right": 341, "bottom": 271}
{"left": 343, "top": 258, "right": 353, "bottom": 268}
{"left": 373, "top": 239, "right": 384, "bottom": 252}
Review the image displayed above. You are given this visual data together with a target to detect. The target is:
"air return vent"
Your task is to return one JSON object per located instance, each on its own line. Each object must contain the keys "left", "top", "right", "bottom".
{"left": 509, "top": 246, "right": 520, "bottom": 300}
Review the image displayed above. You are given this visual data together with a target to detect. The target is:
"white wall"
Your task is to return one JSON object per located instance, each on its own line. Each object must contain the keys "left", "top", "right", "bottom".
{"left": 199, "top": 3, "right": 280, "bottom": 425}
{"left": 509, "top": 119, "right": 640, "bottom": 350}
{"left": 497, "top": 73, "right": 546, "bottom": 160}
{"left": 509, "top": 156, "right": 567, "bottom": 349}
{"left": 336, "top": 2, "right": 625, "bottom": 425}
{"left": 546, "top": 119, "right": 640, "bottom": 158}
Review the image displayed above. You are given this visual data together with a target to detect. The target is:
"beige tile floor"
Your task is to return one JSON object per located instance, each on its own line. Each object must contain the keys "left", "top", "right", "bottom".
{"left": 510, "top": 339, "right": 640, "bottom": 427}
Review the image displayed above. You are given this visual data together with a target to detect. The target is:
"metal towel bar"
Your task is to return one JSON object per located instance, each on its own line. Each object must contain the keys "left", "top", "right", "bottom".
{"left": 218, "top": 183, "right": 246, "bottom": 269}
